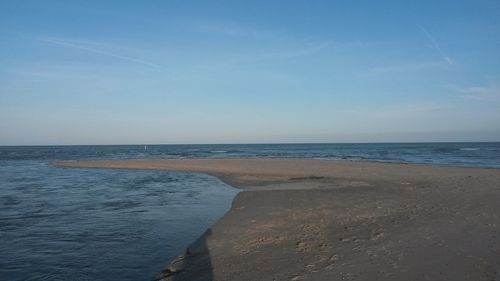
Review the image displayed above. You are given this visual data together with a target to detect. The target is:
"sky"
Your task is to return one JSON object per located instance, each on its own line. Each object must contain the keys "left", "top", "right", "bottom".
{"left": 1, "top": 0, "right": 499, "bottom": 145}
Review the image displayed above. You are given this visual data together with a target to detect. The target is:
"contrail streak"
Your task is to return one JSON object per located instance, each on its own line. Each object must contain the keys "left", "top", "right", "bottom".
{"left": 39, "top": 37, "right": 160, "bottom": 68}
{"left": 419, "top": 26, "right": 455, "bottom": 65}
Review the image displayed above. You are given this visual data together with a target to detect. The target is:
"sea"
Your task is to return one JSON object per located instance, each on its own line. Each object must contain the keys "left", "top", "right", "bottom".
{"left": 1, "top": 142, "right": 499, "bottom": 281}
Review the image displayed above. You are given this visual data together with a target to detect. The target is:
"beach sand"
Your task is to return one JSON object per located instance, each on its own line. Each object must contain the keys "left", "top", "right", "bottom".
{"left": 57, "top": 159, "right": 500, "bottom": 281}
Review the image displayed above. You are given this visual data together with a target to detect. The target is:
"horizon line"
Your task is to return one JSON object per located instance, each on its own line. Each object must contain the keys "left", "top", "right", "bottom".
{"left": 1, "top": 140, "right": 499, "bottom": 147}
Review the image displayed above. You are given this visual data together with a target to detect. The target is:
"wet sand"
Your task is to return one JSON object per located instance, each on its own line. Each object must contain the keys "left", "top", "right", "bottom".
{"left": 56, "top": 159, "right": 500, "bottom": 281}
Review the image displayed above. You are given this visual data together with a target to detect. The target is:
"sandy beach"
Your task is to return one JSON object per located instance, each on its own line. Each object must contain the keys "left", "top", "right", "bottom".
{"left": 57, "top": 159, "right": 500, "bottom": 281}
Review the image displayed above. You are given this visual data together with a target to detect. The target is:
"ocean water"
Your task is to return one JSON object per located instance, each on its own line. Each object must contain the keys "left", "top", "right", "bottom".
{"left": 1, "top": 143, "right": 499, "bottom": 281}
{"left": 0, "top": 157, "right": 238, "bottom": 281}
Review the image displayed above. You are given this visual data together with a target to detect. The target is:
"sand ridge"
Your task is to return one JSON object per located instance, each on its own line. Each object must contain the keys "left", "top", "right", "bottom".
{"left": 56, "top": 159, "right": 500, "bottom": 281}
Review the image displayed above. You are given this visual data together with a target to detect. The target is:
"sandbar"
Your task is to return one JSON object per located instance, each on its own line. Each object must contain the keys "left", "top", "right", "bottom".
{"left": 57, "top": 159, "right": 500, "bottom": 281}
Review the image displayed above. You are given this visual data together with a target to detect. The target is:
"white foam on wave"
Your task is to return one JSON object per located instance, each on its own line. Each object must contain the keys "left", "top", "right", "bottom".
{"left": 210, "top": 150, "right": 227, "bottom": 153}
{"left": 460, "top": 148, "right": 480, "bottom": 151}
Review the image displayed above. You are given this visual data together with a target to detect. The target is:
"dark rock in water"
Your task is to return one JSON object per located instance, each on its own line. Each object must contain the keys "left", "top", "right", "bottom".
{"left": 153, "top": 255, "right": 186, "bottom": 280}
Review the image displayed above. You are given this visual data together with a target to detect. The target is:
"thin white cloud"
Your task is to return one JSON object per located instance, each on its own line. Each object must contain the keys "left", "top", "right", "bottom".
{"left": 370, "top": 61, "right": 443, "bottom": 73}
{"left": 339, "top": 103, "right": 449, "bottom": 119}
{"left": 191, "top": 41, "right": 333, "bottom": 71}
{"left": 241, "top": 41, "right": 333, "bottom": 63}
{"left": 453, "top": 83, "right": 500, "bottom": 101}
{"left": 193, "top": 21, "right": 273, "bottom": 38}
{"left": 253, "top": 41, "right": 332, "bottom": 60}
{"left": 38, "top": 37, "right": 160, "bottom": 68}
{"left": 419, "top": 26, "right": 455, "bottom": 65}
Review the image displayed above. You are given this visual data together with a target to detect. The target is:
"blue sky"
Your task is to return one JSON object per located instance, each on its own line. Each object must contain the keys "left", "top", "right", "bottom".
{"left": 1, "top": 0, "right": 499, "bottom": 145}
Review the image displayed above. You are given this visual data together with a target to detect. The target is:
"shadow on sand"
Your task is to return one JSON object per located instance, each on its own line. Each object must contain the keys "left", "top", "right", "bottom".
{"left": 154, "top": 229, "right": 214, "bottom": 281}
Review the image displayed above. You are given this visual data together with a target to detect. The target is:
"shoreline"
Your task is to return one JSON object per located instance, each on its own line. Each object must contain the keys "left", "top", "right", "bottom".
{"left": 56, "top": 159, "right": 500, "bottom": 281}
{"left": 55, "top": 156, "right": 500, "bottom": 170}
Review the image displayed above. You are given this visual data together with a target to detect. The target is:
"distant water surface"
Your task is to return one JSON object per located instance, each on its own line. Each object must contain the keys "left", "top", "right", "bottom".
{"left": 1, "top": 143, "right": 499, "bottom": 281}
{"left": 1, "top": 142, "right": 499, "bottom": 167}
